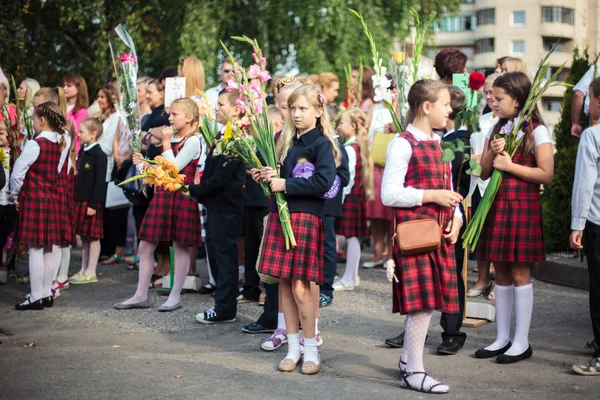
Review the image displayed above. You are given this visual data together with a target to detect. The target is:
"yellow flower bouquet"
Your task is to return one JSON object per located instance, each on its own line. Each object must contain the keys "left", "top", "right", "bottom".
{"left": 118, "top": 155, "right": 188, "bottom": 193}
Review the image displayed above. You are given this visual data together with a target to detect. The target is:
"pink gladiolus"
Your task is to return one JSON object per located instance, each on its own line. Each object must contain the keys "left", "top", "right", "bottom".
{"left": 236, "top": 97, "right": 248, "bottom": 114}
{"left": 260, "top": 58, "right": 267, "bottom": 68}
{"left": 250, "top": 84, "right": 264, "bottom": 100}
{"left": 120, "top": 53, "right": 137, "bottom": 64}
{"left": 226, "top": 79, "right": 239, "bottom": 91}
{"left": 252, "top": 53, "right": 260, "bottom": 64}
{"left": 254, "top": 101, "right": 263, "bottom": 115}
{"left": 258, "top": 70, "right": 271, "bottom": 84}
{"left": 247, "top": 64, "right": 261, "bottom": 79}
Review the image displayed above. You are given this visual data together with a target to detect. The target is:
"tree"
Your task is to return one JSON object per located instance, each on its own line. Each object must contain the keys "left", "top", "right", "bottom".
{"left": 541, "top": 48, "right": 591, "bottom": 252}
{"left": 0, "top": 0, "right": 460, "bottom": 98}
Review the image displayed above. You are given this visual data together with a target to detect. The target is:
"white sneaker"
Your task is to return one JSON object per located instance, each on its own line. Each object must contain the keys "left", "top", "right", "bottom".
{"left": 362, "top": 259, "right": 384, "bottom": 269}
{"left": 333, "top": 279, "right": 356, "bottom": 291}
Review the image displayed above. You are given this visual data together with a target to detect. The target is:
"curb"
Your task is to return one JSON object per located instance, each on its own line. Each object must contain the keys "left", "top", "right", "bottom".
{"left": 532, "top": 260, "right": 589, "bottom": 291}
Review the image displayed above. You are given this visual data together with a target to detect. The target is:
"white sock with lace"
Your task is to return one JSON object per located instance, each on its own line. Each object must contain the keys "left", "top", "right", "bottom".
{"left": 403, "top": 310, "right": 448, "bottom": 393}
{"left": 285, "top": 333, "right": 301, "bottom": 363}
{"left": 505, "top": 283, "right": 533, "bottom": 356}
{"left": 485, "top": 284, "right": 513, "bottom": 351}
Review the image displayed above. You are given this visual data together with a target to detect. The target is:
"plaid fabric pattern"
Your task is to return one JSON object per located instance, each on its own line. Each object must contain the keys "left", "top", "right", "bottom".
{"left": 258, "top": 211, "right": 324, "bottom": 284}
{"left": 138, "top": 138, "right": 202, "bottom": 246}
{"left": 57, "top": 168, "right": 77, "bottom": 245}
{"left": 478, "top": 146, "right": 545, "bottom": 262}
{"left": 337, "top": 143, "right": 368, "bottom": 238}
{"left": 74, "top": 200, "right": 104, "bottom": 239}
{"left": 16, "top": 138, "right": 62, "bottom": 247}
{"left": 392, "top": 132, "right": 459, "bottom": 315}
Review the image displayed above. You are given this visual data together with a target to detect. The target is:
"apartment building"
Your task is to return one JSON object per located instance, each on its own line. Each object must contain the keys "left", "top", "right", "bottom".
{"left": 434, "top": 0, "right": 599, "bottom": 129}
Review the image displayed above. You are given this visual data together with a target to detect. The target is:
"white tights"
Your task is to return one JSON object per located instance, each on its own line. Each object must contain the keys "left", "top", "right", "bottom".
{"left": 29, "top": 246, "right": 60, "bottom": 301}
{"left": 340, "top": 237, "right": 361, "bottom": 284}
{"left": 53, "top": 246, "right": 71, "bottom": 283}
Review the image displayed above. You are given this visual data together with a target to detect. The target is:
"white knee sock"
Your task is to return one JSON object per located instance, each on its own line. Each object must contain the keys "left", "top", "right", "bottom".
{"left": 485, "top": 284, "right": 513, "bottom": 351}
{"left": 340, "top": 237, "right": 361, "bottom": 284}
{"left": 278, "top": 312, "right": 286, "bottom": 330}
{"left": 161, "top": 242, "right": 190, "bottom": 308}
{"left": 505, "top": 283, "right": 533, "bottom": 356}
{"left": 42, "top": 246, "right": 60, "bottom": 297}
{"left": 85, "top": 240, "right": 101, "bottom": 276}
{"left": 28, "top": 247, "right": 45, "bottom": 302}
{"left": 285, "top": 333, "right": 301, "bottom": 363}
{"left": 303, "top": 336, "right": 320, "bottom": 364}
{"left": 55, "top": 246, "right": 71, "bottom": 283}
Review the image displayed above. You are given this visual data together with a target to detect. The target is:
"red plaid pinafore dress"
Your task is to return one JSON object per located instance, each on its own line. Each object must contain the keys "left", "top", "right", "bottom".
{"left": 392, "top": 132, "right": 459, "bottom": 315}
{"left": 57, "top": 164, "right": 77, "bottom": 246}
{"left": 336, "top": 142, "right": 368, "bottom": 238}
{"left": 74, "top": 152, "right": 104, "bottom": 239}
{"left": 138, "top": 136, "right": 203, "bottom": 247}
{"left": 478, "top": 137, "right": 545, "bottom": 262}
{"left": 16, "top": 137, "right": 62, "bottom": 247}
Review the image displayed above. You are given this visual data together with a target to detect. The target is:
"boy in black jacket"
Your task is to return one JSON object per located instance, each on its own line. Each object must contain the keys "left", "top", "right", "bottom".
{"left": 191, "top": 89, "right": 246, "bottom": 324}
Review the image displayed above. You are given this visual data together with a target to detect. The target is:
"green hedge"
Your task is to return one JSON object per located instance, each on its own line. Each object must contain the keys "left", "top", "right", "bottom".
{"left": 541, "top": 48, "right": 591, "bottom": 252}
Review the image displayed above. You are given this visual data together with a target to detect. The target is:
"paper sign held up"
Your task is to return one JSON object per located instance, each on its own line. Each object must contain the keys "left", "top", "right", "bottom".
{"left": 165, "top": 77, "right": 186, "bottom": 107}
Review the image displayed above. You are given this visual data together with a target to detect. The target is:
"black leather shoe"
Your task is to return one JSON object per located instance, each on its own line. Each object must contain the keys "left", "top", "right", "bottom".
{"left": 198, "top": 283, "right": 215, "bottom": 295}
{"left": 15, "top": 299, "right": 45, "bottom": 311}
{"left": 496, "top": 345, "right": 533, "bottom": 364}
{"left": 241, "top": 322, "right": 275, "bottom": 334}
{"left": 474, "top": 342, "right": 512, "bottom": 359}
{"left": 385, "top": 331, "right": 405, "bottom": 348}
{"left": 437, "top": 338, "right": 463, "bottom": 355}
{"left": 42, "top": 296, "right": 54, "bottom": 308}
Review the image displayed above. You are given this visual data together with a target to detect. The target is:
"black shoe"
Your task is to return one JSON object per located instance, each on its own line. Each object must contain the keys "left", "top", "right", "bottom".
{"left": 15, "top": 299, "right": 45, "bottom": 311}
{"left": 474, "top": 342, "right": 512, "bottom": 359}
{"left": 195, "top": 308, "right": 236, "bottom": 324}
{"left": 437, "top": 338, "right": 462, "bottom": 355}
{"left": 496, "top": 345, "right": 533, "bottom": 364}
{"left": 385, "top": 331, "right": 428, "bottom": 348}
{"left": 42, "top": 296, "right": 54, "bottom": 308}
{"left": 242, "top": 322, "right": 275, "bottom": 334}
{"left": 198, "top": 283, "right": 215, "bottom": 295}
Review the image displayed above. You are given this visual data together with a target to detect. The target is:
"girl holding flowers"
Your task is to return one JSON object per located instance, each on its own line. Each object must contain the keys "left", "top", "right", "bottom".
{"left": 333, "top": 108, "right": 374, "bottom": 291}
{"left": 114, "top": 98, "right": 202, "bottom": 312}
{"left": 381, "top": 79, "right": 462, "bottom": 393}
{"left": 70, "top": 118, "right": 107, "bottom": 285}
{"left": 474, "top": 72, "right": 554, "bottom": 364}
{"left": 256, "top": 84, "right": 339, "bottom": 375}
{"left": 11, "top": 102, "right": 66, "bottom": 310}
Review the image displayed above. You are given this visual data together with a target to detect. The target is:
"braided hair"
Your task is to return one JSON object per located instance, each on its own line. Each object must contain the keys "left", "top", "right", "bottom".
{"left": 34, "top": 101, "right": 68, "bottom": 150}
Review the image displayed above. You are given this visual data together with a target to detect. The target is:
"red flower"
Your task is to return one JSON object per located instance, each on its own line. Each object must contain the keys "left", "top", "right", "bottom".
{"left": 468, "top": 71, "right": 486, "bottom": 91}
{"left": 120, "top": 53, "right": 137, "bottom": 64}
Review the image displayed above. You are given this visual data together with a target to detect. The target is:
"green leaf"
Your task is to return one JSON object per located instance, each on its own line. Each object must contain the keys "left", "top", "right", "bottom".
{"left": 470, "top": 162, "right": 482, "bottom": 177}
{"left": 463, "top": 152, "right": 470, "bottom": 160}
{"left": 441, "top": 147, "right": 456, "bottom": 163}
{"left": 470, "top": 118, "right": 479, "bottom": 134}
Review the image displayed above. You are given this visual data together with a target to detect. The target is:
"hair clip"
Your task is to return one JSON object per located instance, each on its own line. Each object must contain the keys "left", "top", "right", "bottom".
{"left": 318, "top": 93, "right": 325, "bottom": 106}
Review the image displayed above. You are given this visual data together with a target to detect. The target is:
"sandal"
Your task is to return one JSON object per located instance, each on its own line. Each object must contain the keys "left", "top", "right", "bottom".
{"left": 101, "top": 254, "right": 123, "bottom": 265}
{"left": 400, "top": 371, "right": 449, "bottom": 394}
{"left": 127, "top": 255, "right": 140, "bottom": 270}
{"left": 149, "top": 276, "right": 164, "bottom": 289}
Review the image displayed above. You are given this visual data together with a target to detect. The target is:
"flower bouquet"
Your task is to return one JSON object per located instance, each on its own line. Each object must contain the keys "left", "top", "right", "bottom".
{"left": 117, "top": 155, "right": 188, "bottom": 193}
{"left": 462, "top": 46, "right": 570, "bottom": 251}
{"left": 222, "top": 36, "right": 296, "bottom": 250}
{"left": 342, "top": 61, "right": 363, "bottom": 111}
{"left": 1, "top": 104, "right": 22, "bottom": 168}
{"left": 109, "top": 24, "right": 141, "bottom": 153}
{"left": 192, "top": 94, "right": 219, "bottom": 147}
{"left": 10, "top": 76, "right": 35, "bottom": 141}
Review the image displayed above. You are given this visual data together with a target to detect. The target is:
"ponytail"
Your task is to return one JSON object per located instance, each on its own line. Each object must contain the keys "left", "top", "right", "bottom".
{"left": 344, "top": 108, "right": 374, "bottom": 200}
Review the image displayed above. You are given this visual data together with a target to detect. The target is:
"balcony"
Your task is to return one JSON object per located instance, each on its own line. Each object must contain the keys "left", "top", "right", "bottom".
{"left": 435, "top": 31, "right": 476, "bottom": 47}
{"left": 473, "top": 52, "right": 498, "bottom": 70}
{"left": 541, "top": 84, "right": 567, "bottom": 98}
{"left": 539, "top": 22, "right": 575, "bottom": 39}
{"left": 474, "top": 23, "right": 496, "bottom": 40}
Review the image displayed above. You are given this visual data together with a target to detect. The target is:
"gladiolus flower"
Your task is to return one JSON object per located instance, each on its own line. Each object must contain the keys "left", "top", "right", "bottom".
{"left": 258, "top": 70, "right": 271, "bottom": 84}
{"left": 254, "top": 101, "right": 264, "bottom": 115}
{"left": 252, "top": 53, "right": 260, "bottom": 64}
{"left": 260, "top": 58, "right": 267, "bottom": 68}
{"left": 226, "top": 79, "right": 239, "bottom": 91}
{"left": 247, "top": 64, "right": 261, "bottom": 79}
{"left": 236, "top": 98, "right": 248, "bottom": 114}
{"left": 468, "top": 71, "right": 486, "bottom": 91}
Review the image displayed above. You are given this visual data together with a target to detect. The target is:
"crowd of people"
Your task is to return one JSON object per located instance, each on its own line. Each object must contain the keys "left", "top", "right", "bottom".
{"left": 1, "top": 45, "right": 599, "bottom": 394}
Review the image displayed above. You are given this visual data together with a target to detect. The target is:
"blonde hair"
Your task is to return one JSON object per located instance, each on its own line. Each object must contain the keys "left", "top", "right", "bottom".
{"left": 503, "top": 57, "right": 528, "bottom": 74}
{"left": 180, "top": 56, "right": 205, "bottom": 97}
{"left": 485, "top": 73, "right": 502, "bottom": 86}
{"left": 344, "top": 108, "right": 374, "bottom": 200}
{"left": 35, "top": 87, "right": 68, "bottom": 116}
{"left": 306, "top": 74, "right": 319, "bottom": 85}
{"left": 406, "top": 79, "right": 448, "bottom": 124}
{"left": 80, "top": 117, "right": 104, "bottom": 140}
{"left": 317, "top": 72, "right": 338, "bottom": 90}
{"left": 277, "top": 84, "right": 341, "bottom": 166}
{"left": 171, "top": 98, "right": 200, "bottom": 133}
{"left": 21, "top": 78, "right": 41, "bottom": 107}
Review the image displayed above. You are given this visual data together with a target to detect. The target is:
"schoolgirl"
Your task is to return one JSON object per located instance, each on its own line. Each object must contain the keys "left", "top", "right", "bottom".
{"left": 11, "top": 102, "right": 66, "bottom": 310}
{"left": 333, "top": 108, "right": 374, "bottom": 291}
{"left": 475, "top": 72, "right": 554, "bottom": 364}
{"left": 114, "top": 98, "right": 202, "bottom": 312}
{"left": 381, "top": 79, "right": 463, "bottom": 393}
{"left": 257, "top": 84, "right": 338, "bottom": 374}
{"left": 70, "top": 118, "right": 107, "bottom": 285}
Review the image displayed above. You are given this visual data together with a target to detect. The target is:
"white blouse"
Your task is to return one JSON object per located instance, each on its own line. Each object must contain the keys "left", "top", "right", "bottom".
{"left": 381, "top": 124, "right": 462, "bottom": 220}
{"left": 162, "top": 135, "right": 201, "bottom": 171}
{"left": 342, "top": 136, "right": 357, "bottom": 199}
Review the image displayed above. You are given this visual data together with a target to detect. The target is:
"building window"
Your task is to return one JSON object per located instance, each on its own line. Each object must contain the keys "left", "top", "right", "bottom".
{"left": 511, "top": 40, "right": 525, "bottom": 55}
{"left": 545, "top": 67, "right": 571, "bottom": 82}
{"left": 476, "top": 8, "right": 495, "bottom": 25}
{"left": 543, "top": 38, "right": 565, "bottom": 52}
{"left": 476, "top": 38, "right": 495, "bottom": 54}
{"left": 436, "top": 15, "right": 475, "bottom": 32}
{"left": 461, "top": 0, "right": 474, "bottom": 4}
{"left": 511, "top": 11, "right": 526, "bottom": 26}
{"left": 541, "top": 6, "right": 575, "bottom": 25}
{"left": 545, "top": 99, "right": 562, "bottom": 112}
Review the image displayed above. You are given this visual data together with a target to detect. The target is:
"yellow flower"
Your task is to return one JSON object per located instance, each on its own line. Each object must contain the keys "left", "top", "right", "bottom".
{"left": 393, "top": 51, "right": 405, "bottom": 64}
{"left": 223, "top": 122, "right": 233, "bottom": 143}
